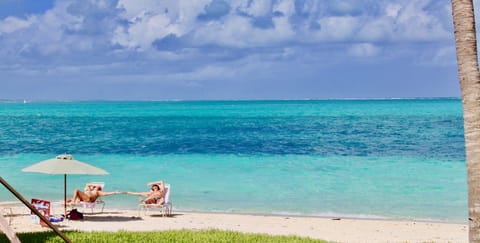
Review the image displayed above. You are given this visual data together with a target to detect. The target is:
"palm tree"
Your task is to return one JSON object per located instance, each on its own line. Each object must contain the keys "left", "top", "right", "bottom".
{"left": 451, "top": 0, "right": 480, "bottom": 241}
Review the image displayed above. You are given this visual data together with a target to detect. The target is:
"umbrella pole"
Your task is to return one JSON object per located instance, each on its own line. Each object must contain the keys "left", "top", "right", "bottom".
{"left": 64, "top": 174, "right": 67, "bottom": 218}
{"left": 0, "top": 177, "right": 71, "bottom": 243}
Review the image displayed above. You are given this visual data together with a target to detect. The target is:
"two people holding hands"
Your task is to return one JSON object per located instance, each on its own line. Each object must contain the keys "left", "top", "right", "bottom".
{"left": 67, "top": 180, "right": 166, "bottom": 205}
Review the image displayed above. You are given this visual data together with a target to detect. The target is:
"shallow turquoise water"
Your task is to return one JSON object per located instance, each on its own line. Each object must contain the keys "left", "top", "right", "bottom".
{"left": 0, "top": 99, "right": 467, "bottom": 222}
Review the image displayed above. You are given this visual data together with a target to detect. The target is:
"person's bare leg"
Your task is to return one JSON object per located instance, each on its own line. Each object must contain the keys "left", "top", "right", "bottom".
{"left": 72, "top": 189, "right": 90, "bottom": 202}
{"left": 71, "top": 190, "right": 79, "bottom": 202}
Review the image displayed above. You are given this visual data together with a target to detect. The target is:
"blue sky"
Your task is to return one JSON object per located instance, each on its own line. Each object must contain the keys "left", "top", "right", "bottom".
{"left": 0, "top": 0, "right": 471, "bottom": 100}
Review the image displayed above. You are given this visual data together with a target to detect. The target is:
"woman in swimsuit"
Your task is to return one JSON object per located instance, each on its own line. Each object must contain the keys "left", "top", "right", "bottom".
{"left": 67, "top": 184, "right": 121, "bottom": 203}
{"left": 125, "top": 180, "right": 165, "bottom": 205}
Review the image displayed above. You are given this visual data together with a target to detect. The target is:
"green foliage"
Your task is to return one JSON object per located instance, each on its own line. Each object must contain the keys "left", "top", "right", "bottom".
{"left": 0, "top": 229, "right": 328, "bottom": 243}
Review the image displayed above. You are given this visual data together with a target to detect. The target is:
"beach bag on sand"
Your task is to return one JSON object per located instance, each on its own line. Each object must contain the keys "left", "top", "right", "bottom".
{"left": 67, "top": 208, "right": 83, "bottom": 220}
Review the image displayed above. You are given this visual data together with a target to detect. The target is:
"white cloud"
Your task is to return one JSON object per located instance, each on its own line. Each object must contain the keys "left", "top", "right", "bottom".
{"left": 272, "top": 0, "right": 295, "bottom": 17}
{"left": 125, "top": 14, "right": 175, "bottom": 49}
{"left": 385, "top": 3, "right": 401, "bottom": 18}
{"left": 354, "top": 1, "right": 451, "bottom": 42}
{"left": 118, "top": 0, "right": 168, "bottom": 19}
{"left": 0, "top": 0, "right": 118, "bottom": 57}
{"left": 0, "top": 16, "right": 32, "bottom": 34}
{"left": 234, "top": 0, "right": 272, "bottom": 17}
{"left": 191, "top": 10, "right": 297, "bottom": 48}
{"left": 348, "top": 43, "right": 380, "bottom": 57}
{"left": 357, "top": 18, "right": 393, "bottom": 42}
{"left": 113, "top": 0, "right": 453, "bottom": 51}
{"left": 3, "top": 0, "right": 453, "bottom": 53}
{"left": 393, "top": 1, "right": 451, "bottom": 41}
{"left": 114, "top": 0, "right": 208, "bottom": 50}
{"left": 314, "top": 16, "right": 359, "bottom": 41}
{"left": 0, "top": 0, "right": 456, "bottom": 72}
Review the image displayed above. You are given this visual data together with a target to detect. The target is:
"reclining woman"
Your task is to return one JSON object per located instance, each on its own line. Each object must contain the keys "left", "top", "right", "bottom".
{"left": 125, "top": 180, "right": 166, "bottom": 205}
{"left": 67, "top": 183, "right": 121, "bottom": 203}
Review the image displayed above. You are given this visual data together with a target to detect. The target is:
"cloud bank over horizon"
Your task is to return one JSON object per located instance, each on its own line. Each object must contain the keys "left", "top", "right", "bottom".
{"left": 0, "top": 0, "right": 464, "bottom": 100}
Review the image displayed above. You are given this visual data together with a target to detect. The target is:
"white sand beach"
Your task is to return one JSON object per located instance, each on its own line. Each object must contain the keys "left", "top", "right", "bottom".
{"left": 2, "top": 205, "right": 468, "bottom": 243}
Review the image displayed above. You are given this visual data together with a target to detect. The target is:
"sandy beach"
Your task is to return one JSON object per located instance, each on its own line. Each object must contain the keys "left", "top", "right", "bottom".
{"left": 2, "top": 205, "right": 468, "bottom": 243}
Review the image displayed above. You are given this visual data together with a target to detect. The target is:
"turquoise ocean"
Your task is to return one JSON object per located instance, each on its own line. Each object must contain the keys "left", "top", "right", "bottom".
{"left": 0, "top": 99, "right": 467, "bottom": 222}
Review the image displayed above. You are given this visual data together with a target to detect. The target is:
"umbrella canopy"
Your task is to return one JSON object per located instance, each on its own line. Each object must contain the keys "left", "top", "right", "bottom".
{"left": 22, "top": 154, "right": 108, "bottom": 175}
{"left": 22, "top": 154, "right": 108, "bottom": 217}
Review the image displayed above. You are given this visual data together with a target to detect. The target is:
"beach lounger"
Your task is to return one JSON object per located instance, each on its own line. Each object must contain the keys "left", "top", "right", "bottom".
{"left": 138, "top": 183, "right": 172, "bottom": 217}
{"left": 67, "top": 182, "right": 106, "bottom": 214}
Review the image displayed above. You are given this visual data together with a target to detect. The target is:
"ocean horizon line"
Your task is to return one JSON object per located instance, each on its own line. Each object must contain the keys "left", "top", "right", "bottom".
{"left": 0, "top": 97, "right": 462, "bottom": 103}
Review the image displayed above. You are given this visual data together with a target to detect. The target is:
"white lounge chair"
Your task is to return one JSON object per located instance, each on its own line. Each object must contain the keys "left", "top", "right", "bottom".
{"left": 138, "top": 183, "right": 172, "bottom": 217}
{"left": 68, "top": 182, "right": 106, "bottom": 213}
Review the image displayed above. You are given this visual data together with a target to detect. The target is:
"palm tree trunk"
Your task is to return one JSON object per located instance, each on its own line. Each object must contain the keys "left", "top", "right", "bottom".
{"left": 451, "top": 0, "right": 480, "bottom": 241}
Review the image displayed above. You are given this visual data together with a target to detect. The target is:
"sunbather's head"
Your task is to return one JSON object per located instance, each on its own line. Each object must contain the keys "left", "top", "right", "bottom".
{"left": 151, "top": 185, "right": 160, "bottom": 191}
{"left": 85, "top": 184, "right": 102, "bottom": 191}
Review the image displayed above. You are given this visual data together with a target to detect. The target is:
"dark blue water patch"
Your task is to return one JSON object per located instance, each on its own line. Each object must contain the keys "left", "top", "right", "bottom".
{"left": 0, "top": 114, "right": 465, "bottom": 159}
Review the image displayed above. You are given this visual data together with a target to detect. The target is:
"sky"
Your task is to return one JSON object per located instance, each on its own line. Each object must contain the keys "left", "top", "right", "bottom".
{"left": 0, "top": 0, "right": 473, "bottom": 100}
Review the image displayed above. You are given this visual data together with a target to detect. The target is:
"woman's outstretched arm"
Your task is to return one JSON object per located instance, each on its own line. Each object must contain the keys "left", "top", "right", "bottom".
{"left": 98, "top": 190, "right": 122, "bottom": 197}
{"left": 125, "top": 191, "right": 150, "bottom": 197}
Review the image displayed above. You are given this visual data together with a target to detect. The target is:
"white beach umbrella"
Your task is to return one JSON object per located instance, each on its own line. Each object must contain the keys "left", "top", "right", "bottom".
{"left": 22, "top": 154, "right": 108, "bottom": 216}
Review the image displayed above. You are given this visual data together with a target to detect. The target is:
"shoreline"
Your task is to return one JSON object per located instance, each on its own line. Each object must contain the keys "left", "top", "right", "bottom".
{"left": 162, "top": 209, "right": 467, "bottom": 225}
{"left": 3, "top": 206, "right": 468, "bottom": 243}
{"left": 3, "top": 200, "right": 467, "bottom": 225}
